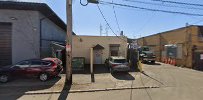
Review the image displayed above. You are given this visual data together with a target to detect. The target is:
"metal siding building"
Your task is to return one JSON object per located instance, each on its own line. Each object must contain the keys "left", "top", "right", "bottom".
{"left": 0, "top": 1, "right": 68, "bottom": 66}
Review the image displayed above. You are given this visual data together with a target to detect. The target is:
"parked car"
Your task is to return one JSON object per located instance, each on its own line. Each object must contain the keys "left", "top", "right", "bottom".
{"left": 139, "top": 46, "right": 156, "bottom": 64}
{"left": 0, "top": 58, "right": 63, "bottom": 83}
{"left": 105, "top": 56, "right": 130, "bottom": 73}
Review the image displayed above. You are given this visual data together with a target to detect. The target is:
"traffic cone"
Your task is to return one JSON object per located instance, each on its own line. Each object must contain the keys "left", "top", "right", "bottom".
{"left": 168, "top": 58, "right": 170, "bottom": 64}
{"left": 173, "top": 59, "right": 176, "bottom": 66}
{"left": 170, "top": 58, "right": 173, "bottom": 65}
{"left": 171, "top": 59, "right": 174, "bottom": 66}
{"left": 167, "top": 58, "right": 170, "bottom": 64}
{"left": 164, "top": 57, "right": 166, "bottom": 63}
{"left": 165, "top": 58, "right": 168, "bottom": 64}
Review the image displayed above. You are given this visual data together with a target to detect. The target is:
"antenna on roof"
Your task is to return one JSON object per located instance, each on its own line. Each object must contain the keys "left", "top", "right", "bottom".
{"left": 120, "top": 31, "right": 124, "bottom": 36}
{"left": 100, "top": 24, "right": 108, "bottom": 36}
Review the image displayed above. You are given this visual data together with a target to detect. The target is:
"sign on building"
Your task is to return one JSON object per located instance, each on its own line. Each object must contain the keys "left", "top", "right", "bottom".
{"left": 130, "top": 40, "right": 139, "bottom": 50}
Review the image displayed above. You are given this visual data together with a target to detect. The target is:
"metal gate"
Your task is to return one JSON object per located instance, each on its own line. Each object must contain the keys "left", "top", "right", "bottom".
{"left": 0, "top": 23, "right": 12, "bottom": 66}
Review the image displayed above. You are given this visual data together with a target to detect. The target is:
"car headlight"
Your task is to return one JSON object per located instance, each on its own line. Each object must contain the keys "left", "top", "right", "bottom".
{"left": 140, "top": 54, "right": 145, "bottom": 56}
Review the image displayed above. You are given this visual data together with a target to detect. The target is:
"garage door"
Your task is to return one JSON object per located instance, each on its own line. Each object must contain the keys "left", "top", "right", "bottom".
{"left": 0, "top": 23, "right": 12, "bottom": 66}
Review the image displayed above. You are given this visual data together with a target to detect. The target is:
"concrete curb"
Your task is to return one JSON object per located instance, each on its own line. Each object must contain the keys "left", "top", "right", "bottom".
{"left": 23, "top": 86, "right": 160, "bottom": 95}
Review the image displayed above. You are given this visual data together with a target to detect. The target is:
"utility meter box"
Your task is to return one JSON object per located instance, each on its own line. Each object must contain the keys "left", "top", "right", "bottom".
{"left": 165, "top": 44, "right": 177, "bottom": 58}
{"left": 72, "top": 57, "right": 85, "bottom": 71}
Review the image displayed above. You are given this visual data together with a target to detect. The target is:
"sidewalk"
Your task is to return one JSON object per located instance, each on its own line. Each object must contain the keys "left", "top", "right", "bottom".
{"left": 33, "top": 72, "right": 161, "bottom": 94}
{"left": 0, "top": 63, "right": 168, "bottom": 96}
{"left": 0, "top": 71, "right": 163, "bottom": 96}
{"left": 2, "top": 63, "right": 203, "bottom": 100}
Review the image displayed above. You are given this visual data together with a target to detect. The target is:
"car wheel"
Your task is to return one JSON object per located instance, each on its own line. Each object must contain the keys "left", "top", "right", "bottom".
{"left": 0, "top": 74, "right": 9, "bottom": 83}
{"left": 142, "top": 60, "right": 147, "bottom": 64}
{"left": 39, "top": 73, "right": 48, "bottom": 81}
{"left": 151, "top": 61, "right": 155, "bottom": 64}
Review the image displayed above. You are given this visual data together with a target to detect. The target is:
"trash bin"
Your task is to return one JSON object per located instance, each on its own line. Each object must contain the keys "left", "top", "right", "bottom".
{"left": 72, "top": 57, "right": 85, "bottom": 71}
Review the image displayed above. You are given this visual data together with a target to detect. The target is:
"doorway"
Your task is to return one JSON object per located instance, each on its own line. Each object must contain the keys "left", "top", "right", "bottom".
{"left": 94, "top": 50, "right": 102, "bottom": 64}
{"left": 193, "top": 52, "right": 203, "bottom": 70}
{"left": 93, "top": 44, "right": 104, "bottom": 64}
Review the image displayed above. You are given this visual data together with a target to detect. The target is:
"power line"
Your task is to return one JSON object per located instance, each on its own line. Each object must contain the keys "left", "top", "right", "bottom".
{"left": 124, "top": 0, "right": 203, "bottom": 11}
{"left": 152, "top": 0, "right": 203, "bottom": 8}
{"left": 99, "top": 1, "right": 203, "bottom": 17}
{"left": 97, "top": 4, "right": 127, "bottom": 42}
{"left": 191, "top": 19, "right": 203, "bottom": 25}
{"left": 136, "top": 12, "right": 156, "bottom": 37}
{"left": 112, "top": 0, "right": 121, "bottom": 32}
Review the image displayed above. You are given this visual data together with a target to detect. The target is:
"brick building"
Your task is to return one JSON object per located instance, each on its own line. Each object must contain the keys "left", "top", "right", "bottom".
{"left": 137, "top": 25, "right": 203, "bottom": 70}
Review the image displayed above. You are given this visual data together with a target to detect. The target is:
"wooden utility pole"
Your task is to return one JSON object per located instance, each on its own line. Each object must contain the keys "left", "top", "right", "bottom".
{"left": 90, "top": 48, "right": 95, "bottom": 82}
{"left": 66, "top": 0, "right": 72, "bottom": 84}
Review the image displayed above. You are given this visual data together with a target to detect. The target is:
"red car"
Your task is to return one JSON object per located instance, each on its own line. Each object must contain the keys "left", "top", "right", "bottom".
{"left": 0, "top": 58, "right": 63, "bottom": 83}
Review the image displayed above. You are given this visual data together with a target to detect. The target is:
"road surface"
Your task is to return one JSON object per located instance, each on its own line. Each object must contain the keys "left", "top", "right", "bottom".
{"left": 1, "top": 63, "right": 203, "bottom": 100}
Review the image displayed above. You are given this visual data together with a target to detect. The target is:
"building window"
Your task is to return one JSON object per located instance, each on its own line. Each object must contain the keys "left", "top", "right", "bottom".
{"left": 198, "top": 27, "right": 203, "bottom": 41}
{"left": 111, "top": 50, "right": 118, "bottom": 56}
{"left": 110, "top": 44, "right": 120, "bottom": 56}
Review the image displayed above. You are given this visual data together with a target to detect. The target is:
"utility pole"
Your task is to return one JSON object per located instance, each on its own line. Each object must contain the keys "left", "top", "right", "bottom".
{"left": 66, "top": 0, "right": 72, "bottom": 85}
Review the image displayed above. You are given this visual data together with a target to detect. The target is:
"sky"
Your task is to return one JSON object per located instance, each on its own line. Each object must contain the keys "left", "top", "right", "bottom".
{"left": 16, "top": 0, "right": 203, "bottom": 38}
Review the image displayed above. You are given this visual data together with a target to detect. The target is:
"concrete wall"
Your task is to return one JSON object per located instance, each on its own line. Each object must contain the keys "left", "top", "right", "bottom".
{"left": 0, "top": 9, "right": 40, "bottom": 64}
{"left": 40, "top": 14, "right": 66, "bottom": 58}
{"left": 72, "top": 36, "right": 128, "bottom": 64}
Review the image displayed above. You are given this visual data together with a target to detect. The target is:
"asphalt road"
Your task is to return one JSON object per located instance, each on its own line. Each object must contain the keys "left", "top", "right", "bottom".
{"left": 1, "top": 63, "right": 203, "bottom": 100}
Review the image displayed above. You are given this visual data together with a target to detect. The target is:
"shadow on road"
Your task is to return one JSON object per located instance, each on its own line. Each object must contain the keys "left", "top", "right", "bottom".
{"left": 141, "top": 71, "right": 164, "bottom": 85}
{"left": 58, "top": 81, "right": 71, "bottom": 100}
{"left": 111, "top": 72, "right": 135, "bottom": 80}
{"left": 129, "top": 65, "right": 140, "bottom": 72}
{"left": 72, "top": 64, "right": 110, "bottom": 74}
{"left": 0, "top": 77, "right": 61, "bottom": 100}
{"left": 144, "top": 62, "right": 162, "bottom": 65}
{"left": 72, "top": 64, "right": 140, "bottom": 74}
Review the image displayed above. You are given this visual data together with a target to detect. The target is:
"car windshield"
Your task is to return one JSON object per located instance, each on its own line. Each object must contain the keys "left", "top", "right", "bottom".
{"left": 114, "top": 59, "right": 126, "bottom": 63}
{"left": 142, "top": 47, "right": 150, "bottom": 51}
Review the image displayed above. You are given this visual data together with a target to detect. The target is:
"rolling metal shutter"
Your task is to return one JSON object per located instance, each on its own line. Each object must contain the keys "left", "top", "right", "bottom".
{"left": 0, "top": 23, "right": 12, "bottom": 66}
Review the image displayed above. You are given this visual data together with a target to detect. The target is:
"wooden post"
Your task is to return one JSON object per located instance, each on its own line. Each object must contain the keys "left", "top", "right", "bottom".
{"left": 90, "top": 48, "right": 95, "bottom": 82}
{"left": 66, "top": 0, "right": 72, "bottom": 85}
